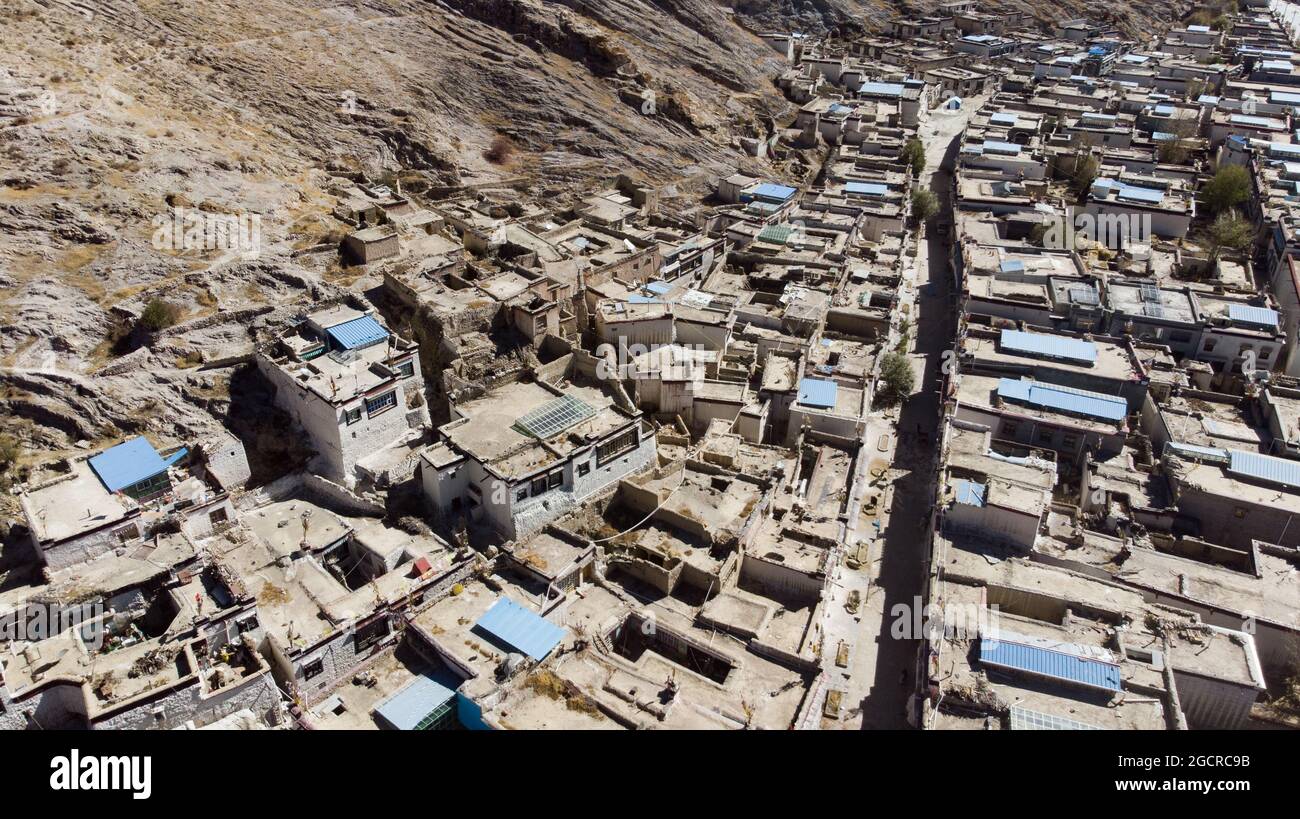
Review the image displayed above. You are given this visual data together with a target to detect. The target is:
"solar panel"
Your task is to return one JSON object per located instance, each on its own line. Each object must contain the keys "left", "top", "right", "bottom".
{"left": 1139, "top": 283, "right": 1160, "bottom": 302}
{"left": 1143, "top": 303, "right": 1165, "bottom": 318}
{"left": 513, "top": 394, "right": 597, "bottom": 440}
{"left": 1069, "top": 286, "right": 1100, "bottom": 306}
{"left": 1010, "top": 706, "right": 1100, "bottom": 731}
{"left": 759, "top": 225, "right": 794, "bottom": 244}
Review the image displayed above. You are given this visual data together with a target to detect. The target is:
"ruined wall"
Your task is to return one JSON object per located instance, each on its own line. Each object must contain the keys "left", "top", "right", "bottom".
{"left": 92, "top": 670, "right": 282, "bottom": 731}
{"left": 739, "top": 553, "right": 823, "bottom": 603}
{"left": 39, "top": 520, "right": 140, "bottom": 574}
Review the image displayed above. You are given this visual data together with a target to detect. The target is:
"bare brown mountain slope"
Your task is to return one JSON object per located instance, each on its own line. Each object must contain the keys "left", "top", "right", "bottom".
{"left": 0, "top": 0, "right": 1184, "bottom": 473}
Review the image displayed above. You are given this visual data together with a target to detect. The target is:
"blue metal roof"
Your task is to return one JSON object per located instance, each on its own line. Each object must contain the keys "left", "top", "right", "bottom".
{"left": 474, "top": 598, "right": 566, "bottom": 661}
{"left": 89, "top": 437, "right": 169, "bottom": 493}
{"left": 1226, "top": 303, "right": 1279, "bottom": 329}
{"left": 859, "top": 81, "right": 904, "bottom": 97}
{"left": 644, "top": 280, "right": 673, "bottom": 295}
{"left": 999, "top": 259, "right": 1025, "bottom": 273}
{"left": 1000, "top": 329, "right": 1098, "bottom": 365}
{"left": 981, "top": 140, "right": 1022, "bottom": 155}
{"left": 627, "top": 294, "right": 663, "bottom": 304}
{"left": 1167, "top": 442, "right": 1229, "bottom": 463}
{"left": 1227, "top": 450, "right": 1300, "bottom": 490}
{"left": 373, "top": 673, "right": 456, "bottom": 730}
{"left": 1231, "top": 113, "right": 1281, "bottom": 128}
{"left": 750, "top": 182, "right": 797, "bottom": 202}
{"left": 845, "top": 181, "right": 888, "bottom": 196}
{"left": 980, "top": 638, "right": 1122, "bottom": 692}
{"left": 1273, "top": 91, "right": 1300, "bottom": 105}
{"left": 954, "top": 479, "right": 986, "bottom": 507}
{"left": 326, "top": 315, "right": 389, "bottom": 350}
{"left": 1116, "top": 185, "right": 1165, "bottom": 205}
{"left": 797, "top": 377, "right": 839, "bottom": 409}
{"left": 990, "top": 112, "right": 1018, "bottom": 126}
{"left": 996, "top": 378, "right": 1127, "bottom": 423}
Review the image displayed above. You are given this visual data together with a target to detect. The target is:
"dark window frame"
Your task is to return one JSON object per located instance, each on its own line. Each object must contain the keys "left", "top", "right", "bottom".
{"left": 596, "top": 428, "right": 639, "bottom": 465}
{"left": 365, "top": 391, "right": 397, "bottom": 417}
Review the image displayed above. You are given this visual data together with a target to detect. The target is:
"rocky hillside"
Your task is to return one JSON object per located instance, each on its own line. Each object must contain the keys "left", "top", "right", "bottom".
{"left": 0, "top": 0, "right": 1186, "bottom": 480}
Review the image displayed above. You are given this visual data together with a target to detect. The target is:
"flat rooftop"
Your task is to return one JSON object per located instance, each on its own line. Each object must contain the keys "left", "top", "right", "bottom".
{"left": 20, "top": 459, "right": 135, "bottom": 544}
{"left": 964, "top": 330, "right": 1139, "bottom": 382}
{"left": 440, "top": 379, "right": 630, "bottom": 480}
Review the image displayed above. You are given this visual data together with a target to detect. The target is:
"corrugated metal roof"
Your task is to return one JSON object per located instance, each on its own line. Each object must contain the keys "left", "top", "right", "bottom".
{"left": 980, "top": 638, "right": 1122, "bottom": 692}
{"left": 474, "top": 598, "right": 566, "bottom": 661}
{"left": 750, "top": 182, "right": 797, "bottom": 201}
{"left": 954, "top": 479, "right": 986, "bottom": 507}
{"left": 373, "top": 674, "right": 456, "bottom": 730}
{"left": 996, "top": 378, "right": 1127, "bottom": 422}
{"left": 644, "top": 280, "right": 673, "bottom": 295}
{"left": 981, "top": 140, "right": 1022, "bottom": 155}
{"left": 1226, "top": 303, "right": 1280, "bottom": 329}
{"left": 325, "top": 315, "right": 389, "bottom": 350}
{"left": 845, "top": 181, "right": 888, "bottom": 196}
{"left": 88, "top": 437, "right": 169, "bottom": 493}
{"left": 990, "top": 112, "right": 1018, "bottom": 125}
{"left": 1230, "top": 113, "right": 1282, "bottom": 128}
{"left": 1116, "top": 185, "right": 1165, "bottom": 205}
{"left": 797, "top": 377, "right": 839, "bottom": 409}
{"left": 859, "top": 81, "right": 904, "bottom": 96}
{"left": 999, "top": 329, "right": 1098, "bottom": 365}
{"left": 1227, "top": 450, "right": 1300, "bottom": 490}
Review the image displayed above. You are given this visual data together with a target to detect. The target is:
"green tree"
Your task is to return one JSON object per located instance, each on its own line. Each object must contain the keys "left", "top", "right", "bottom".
{"left": 1200, "top": 164, "right": 1251, "bottom": 215}
{"left": 877, "top": 351, "right": 915, "bottom": 407}
{"left": 902, "top": 138, "right": 926, "bottom": 178}
{"left": 1071, "top": 153, "right": 1099, "bottom": 196}
{"left": 911, "top": 189, "right": 939, "bottom": 223}
{"left": 1205, "top": 211, "right": 1254, "bottom": 265}
{"left": 139, "top": 299, "right": 181, "bottom": 333}
{"left": 1157, "top": 119, "right": 1198, "bottom": 165}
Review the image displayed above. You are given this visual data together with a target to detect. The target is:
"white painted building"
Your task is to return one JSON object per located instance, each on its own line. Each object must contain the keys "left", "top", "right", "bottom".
{"left": 256, "top": 304, "right": 428, "bottom": 486}
{"left": 420, "top": 377, "right": 655, "bottom": 541}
